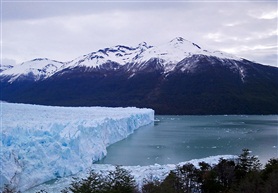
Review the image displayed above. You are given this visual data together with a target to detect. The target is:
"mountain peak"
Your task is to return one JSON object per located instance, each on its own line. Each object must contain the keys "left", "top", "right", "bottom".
{"left": 31, "top": 58, "right": 50, "bottom": 62}
{"left": 169, "top": 37, "right": 190, "bottom": 46}
{"left": 137, "top": 42, "right": 151, "bottom": 49}
{"left": 138, "top": 42, "right": 147, "bottom": 47}
{"left": 170, "top": 37, "right": 187, "bottom": 43}
{"left": 169, "top": 37, "right": 201, "bottom": 49}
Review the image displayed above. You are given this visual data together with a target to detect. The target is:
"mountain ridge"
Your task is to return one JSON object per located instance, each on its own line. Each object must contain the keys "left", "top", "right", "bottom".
{"left": 1, "top": 37, "right": 242, "bottom": 83}
{"left": 1, "top": 37, "right": 278, "bottom": 115}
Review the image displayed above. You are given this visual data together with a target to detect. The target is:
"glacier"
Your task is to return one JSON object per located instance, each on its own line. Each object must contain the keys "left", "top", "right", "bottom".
{"left": 0, "top": 102, "right": 154, "bottom": 191}
{"left": 25, "top": 155, "right": 237, "bottom": 193}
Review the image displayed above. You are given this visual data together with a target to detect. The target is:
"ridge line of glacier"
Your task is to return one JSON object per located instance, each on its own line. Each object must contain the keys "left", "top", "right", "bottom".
{"left": 0, "top": 103, "right": 154, "bottom": 191}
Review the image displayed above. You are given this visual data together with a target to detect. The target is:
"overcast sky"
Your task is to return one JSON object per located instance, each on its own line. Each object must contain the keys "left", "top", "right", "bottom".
{"left": 1, "top": 0, "right": 277, "bottom": 67}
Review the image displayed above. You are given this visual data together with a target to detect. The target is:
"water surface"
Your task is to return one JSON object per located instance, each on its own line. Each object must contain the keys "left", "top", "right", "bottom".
{"left": 97, "top": 115, "right": 278, "bottom": 166}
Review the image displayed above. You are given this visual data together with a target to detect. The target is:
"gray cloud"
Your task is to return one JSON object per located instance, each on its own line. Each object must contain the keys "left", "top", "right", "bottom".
{"left": 2, "top": 1, "right": 181, "bottom": 20}
{"left": 1, "top": 1, "right": 277, "bottom": 67}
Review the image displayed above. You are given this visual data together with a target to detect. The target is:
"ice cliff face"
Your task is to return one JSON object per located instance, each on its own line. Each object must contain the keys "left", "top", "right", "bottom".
{"left": 0, "top": 103, "right": 154, "bottom": 191}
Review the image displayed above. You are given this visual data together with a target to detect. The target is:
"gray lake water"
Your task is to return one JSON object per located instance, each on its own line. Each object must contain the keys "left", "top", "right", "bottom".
{"left": 97, "top": 115, "right": 278, "bottom": 166}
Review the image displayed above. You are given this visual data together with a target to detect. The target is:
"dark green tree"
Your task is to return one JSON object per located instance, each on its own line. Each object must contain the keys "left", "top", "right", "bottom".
{"left": 106, "top": 166, "right": 137, "bottom": 193}
{"left": 235, "top": 148, "right": 261, "bottom": 181}
{"left": 214, "top": 158, "right": 236, "bottom": 190}
{"left": 177, "top": 163, "right": 198, "bottom": 193}
{"left": 263, "top": 170, "right": 278, "bottom": 193}
{"left": 261, "top": 158, "right": 278, "bottom": 193}
{"left": 236, "top": 171, "right": 264, "bottom": 193}
{"left": 141, "top": 179, "right": 161, "bottom": 193}
{"left": 261, "top": 158, "right": 278, "bottom": 180}
{"left": 160, "top": 171, "right": 183, "bottom": 193}
{"left": 62, "top": 170, "right": 107, "bottom": 193}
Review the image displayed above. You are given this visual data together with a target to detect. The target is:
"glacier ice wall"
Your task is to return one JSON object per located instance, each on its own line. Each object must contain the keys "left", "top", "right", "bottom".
{"left": 0, "top": 103, "right": 154, "bottom": 191}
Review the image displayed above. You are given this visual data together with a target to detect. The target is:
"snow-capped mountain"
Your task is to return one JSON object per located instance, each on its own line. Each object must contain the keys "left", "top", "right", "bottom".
{"left": 1, "top": 37, "right": 241, "bottom": 82}
{"left": 1, "top": 58, "right": 65, "bottom": 82}
{"left": 1, "top": 37, "right": 278, "bottom": 114}
{"left": 133, "top": 37, "right": 239, "bottom": 65}
{"left": 125, "top": 37, "right": 242, "bottom": 75}
{"left": 65, "top": 42, "right": 151, "bottom": 68}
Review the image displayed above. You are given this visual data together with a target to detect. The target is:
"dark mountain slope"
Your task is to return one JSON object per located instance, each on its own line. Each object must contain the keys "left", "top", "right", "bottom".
{"left": 1, "top": 57, "right": 277, "bottom": 114}
{"left": 1, "top": 38, "right": 277, "bottom": 114}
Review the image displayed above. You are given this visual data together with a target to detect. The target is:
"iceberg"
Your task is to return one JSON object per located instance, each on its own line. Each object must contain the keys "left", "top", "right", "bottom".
{"left": 0, "top": 103, "right": 154, "bottom": 191}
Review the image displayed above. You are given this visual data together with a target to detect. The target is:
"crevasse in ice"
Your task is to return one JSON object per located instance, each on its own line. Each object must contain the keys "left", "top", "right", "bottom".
{"left": 0, "top": 102, "right": 154, "bottom": 191}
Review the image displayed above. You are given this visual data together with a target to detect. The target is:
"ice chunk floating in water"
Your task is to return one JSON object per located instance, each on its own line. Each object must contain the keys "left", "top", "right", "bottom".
{"left": 0, "top": 103, "right": 154, "bottom": 191}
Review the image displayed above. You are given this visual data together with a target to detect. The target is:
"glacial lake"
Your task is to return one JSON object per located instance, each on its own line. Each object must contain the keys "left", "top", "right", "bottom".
{"left": 97, "top": 115, "right": 278, "bottom": 166}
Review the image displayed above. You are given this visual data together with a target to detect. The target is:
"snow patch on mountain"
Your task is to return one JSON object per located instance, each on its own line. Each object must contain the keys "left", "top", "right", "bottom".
{"left": 130, "top": 37, "right": 242, "bottom": 74}
{"left": 173, "top": 54, "right": 246, "bottom": 81}
{"left": 0, "top": 64, "right": 14, "bottom": 73}
{"left": 0, "top": 103, "right": 154, "bottom": 191}
{"left": 0, "top": 58, "right": 65, "bottom": 82}
{"left": 62, "top": 42, "right": 152, "bottom": 70}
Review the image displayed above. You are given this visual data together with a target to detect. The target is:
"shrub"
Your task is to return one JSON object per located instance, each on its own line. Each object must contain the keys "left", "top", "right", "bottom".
{"left": 62, "top": 166, "right": 138, "bottom": 193}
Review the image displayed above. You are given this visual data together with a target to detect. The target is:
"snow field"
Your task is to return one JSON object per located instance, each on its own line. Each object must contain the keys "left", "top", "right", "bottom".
{"left": 0, "top": 103, "right": 154, "bottom": 191}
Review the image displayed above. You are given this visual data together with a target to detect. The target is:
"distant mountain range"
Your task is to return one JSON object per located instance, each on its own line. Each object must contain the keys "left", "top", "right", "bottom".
{"left": 1, "top": 37, "right": 278, "bottom": 114}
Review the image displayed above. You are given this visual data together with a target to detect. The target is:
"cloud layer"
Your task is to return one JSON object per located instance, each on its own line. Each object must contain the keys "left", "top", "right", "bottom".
{"left": 1, "top": 1, "right": 277, "bottom": 67}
